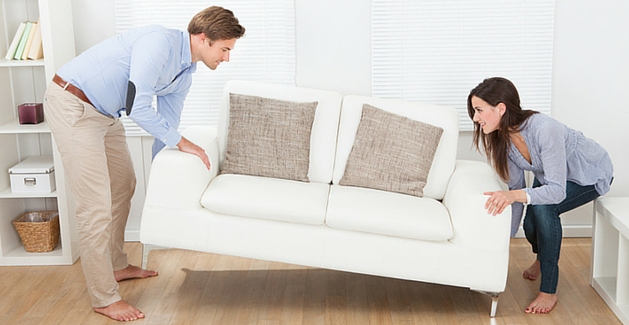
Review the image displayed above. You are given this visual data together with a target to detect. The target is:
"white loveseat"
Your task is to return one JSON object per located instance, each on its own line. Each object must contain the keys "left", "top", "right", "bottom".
{"left": 140, "top": 80, "right": 511, "bottom": 316}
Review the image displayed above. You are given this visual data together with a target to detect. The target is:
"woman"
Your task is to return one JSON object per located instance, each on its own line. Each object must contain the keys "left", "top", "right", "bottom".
{"left": 467, "top": 77, "right": 613, "bottom": 314}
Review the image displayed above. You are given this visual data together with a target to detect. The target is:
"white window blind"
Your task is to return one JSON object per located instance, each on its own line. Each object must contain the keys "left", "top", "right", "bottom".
{"left": 114, "top": 0, "right": 295, "bottom": 135}
{"left": 372, "top": 0, "right": 555, "bottom": 130}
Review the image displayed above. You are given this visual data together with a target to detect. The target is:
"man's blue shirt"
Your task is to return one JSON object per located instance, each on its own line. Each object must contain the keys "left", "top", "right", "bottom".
{"left": 57, "top": 25, "right": 197, "bottom": 147}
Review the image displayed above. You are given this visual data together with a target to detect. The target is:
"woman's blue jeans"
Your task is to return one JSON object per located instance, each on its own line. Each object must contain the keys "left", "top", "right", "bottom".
{"left": 523, "top": 179, "right": 601, "bottom": 294}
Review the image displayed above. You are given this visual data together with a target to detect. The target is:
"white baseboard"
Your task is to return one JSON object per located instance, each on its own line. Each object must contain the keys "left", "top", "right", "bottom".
{"left": 562, "top": 225, "right": 593, "bottom": 237}
{"left": 513, "top": 224, "right": 592, "bottom": 238}
{"left": 124, "top": 230, "right": 140, "bottom": 242}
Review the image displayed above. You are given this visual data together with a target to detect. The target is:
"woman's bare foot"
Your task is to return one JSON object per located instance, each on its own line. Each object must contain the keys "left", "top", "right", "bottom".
{"left": 524, "top": 292, "right": 557, "bottom": 314}
{"left": 94, "top": 300, "right": 145, "bottom": 321}
{"left": 523, "top": 260, "right": 540, "bottom": 281}
{"left": 114, "top": 264, "right": 158, "bottom": 282}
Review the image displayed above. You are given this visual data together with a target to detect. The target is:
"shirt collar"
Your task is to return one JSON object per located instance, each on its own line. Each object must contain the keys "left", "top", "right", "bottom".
{"left": 180, "top": 31, "right": 197, "bottom": 73}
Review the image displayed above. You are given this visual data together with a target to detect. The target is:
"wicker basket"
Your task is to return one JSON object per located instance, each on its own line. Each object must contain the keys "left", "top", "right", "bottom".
{"left": 12, "top": 211, "right": 60, "bottom": 253}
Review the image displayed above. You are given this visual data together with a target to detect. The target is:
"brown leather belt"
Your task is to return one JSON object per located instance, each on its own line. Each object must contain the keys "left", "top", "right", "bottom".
{"left": 52, "top": 74, "right": 93, "bottom": 106}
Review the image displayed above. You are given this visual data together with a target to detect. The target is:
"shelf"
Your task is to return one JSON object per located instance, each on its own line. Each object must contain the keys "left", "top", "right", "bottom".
{"left": 0, "top": 119, "right": 50, "bottom": 134}
{"left": 0, "top": 58, "right": 45, "bottom": 67}
{"left": 0, "top": 0, "right": 79, "bottom": 267}
{"left": 593, "top": 277, "right": 629, "bottom": 325}
{"left": 0, "top": 244, "right": 70, "bottom": 266}
{"left": 0, "top": 187, "right": 57, "bottom": 198}
{"left": 592, "top": 197, "right": 629, "bottom": 325}
{"left": 597, "top": 197, "right": 629, "bottom": 238}
{"left": 594, "top": 276, "right": 618, "bottom": 300}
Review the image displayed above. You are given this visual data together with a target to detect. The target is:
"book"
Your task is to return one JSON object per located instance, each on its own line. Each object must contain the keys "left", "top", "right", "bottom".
{"left": 4, "top": 22, "right": 27, "bottom": 60}
{"left": 13, "top": 21, "right": 33, "bottom": 60}
{"left": 21, "top": 22, "right": 38, "bottom": 60}
{"left": 26, "top": 21, "right": 43, "bottom": 60}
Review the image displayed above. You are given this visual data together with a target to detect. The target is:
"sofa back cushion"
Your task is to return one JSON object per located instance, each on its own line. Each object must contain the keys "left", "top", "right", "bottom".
{"left": 219, "top": 81, "right": 343, "bottom": 184}
{"left": 221, "top": 94, "right": 317, "bottom": 182}
{"left": 333, "top": 96, "right": 459, "bottom": 200}
{"left": 339, "top": 104, "right": 444, "bottom": 197}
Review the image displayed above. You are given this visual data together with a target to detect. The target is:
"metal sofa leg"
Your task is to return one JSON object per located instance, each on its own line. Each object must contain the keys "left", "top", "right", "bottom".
{"left": 141, "top": 244, "right": 169, "bottom": 269}
{"left": 472, "top": 290, "right": 500, "bottom": 317}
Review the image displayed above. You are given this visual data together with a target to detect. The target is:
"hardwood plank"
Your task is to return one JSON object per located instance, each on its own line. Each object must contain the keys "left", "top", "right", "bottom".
{"left": 384, "top": 278, "right": 414, "bottom": 325}
{"left": 365, "top": 275, "right": 393, "bottom": 325}
{"left": 449, "top": 287, "right": 484, "bottom": 325}
{"left": 345, "top": 273, "right": 370, "bottom": 325}
{"left": 188, "top": 259, "right": 229, "bottom": 324}
{"left": 0, "top": 267, "right": 50, "bottom": 321}
{"left": 36, "top": 283, "right": 87, "bottom": 325}
{"left": 280, "top": 283, "right": 306, "bottom": 324}
{"left": 301, "top": 268, "right": 327, "bottom": 325}
{"left": 252, "top": 261, "right": 288, "bottom": 324}
{"left": 138, "top": 248, "right": 190, "bottom": 324}
{"left": 490, "top": 283, "right": 528, "bottom": 325}
{"left": 407, "top": 282, "right": 440, "bottom": 325}
{"left": 57, "top": 286, "right": 92, "bottom": 325}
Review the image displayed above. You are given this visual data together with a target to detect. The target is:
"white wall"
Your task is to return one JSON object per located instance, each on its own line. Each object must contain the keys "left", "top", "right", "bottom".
{"left": 70, "top": 0, "right": 629, "bottom": 239}
{"left": 295, "top": 1, "right": 371, "bottom": 96}
{"left": 70, "top": 0, "right": 116, "bottom": 52}
{"left": 553, "top": 0, "right": 629, "bottom": 145}
{"left": 550, "top": 0, "right": 629, "bottom": 233}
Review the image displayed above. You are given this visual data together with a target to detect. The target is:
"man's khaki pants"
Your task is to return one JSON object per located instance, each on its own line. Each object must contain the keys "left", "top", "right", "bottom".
{"left": 44, "top": 83, "right": 135, "bottom": 308}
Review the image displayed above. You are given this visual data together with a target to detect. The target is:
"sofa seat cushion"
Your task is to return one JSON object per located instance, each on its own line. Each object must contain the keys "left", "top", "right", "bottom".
{"left": 201, "top": 174, "right": 330, "bottom": 225}
{"left": 326, "top": 185, "right": 453, "bottom": 241}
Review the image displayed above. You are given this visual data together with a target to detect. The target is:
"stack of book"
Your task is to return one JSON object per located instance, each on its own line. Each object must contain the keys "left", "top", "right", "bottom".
{"left": 4, "top": 21, "right": 44, "bottom": 61}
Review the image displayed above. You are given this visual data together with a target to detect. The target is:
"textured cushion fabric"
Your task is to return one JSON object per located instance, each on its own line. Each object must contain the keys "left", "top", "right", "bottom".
{"left": 202, "top": 174, "right": 330, "bottom": 225}
{"left": 219, "top": 81, "right": 344, "bottom": 184}
{"left": 221, "top": 93, "right": 318, "bottom": 182}
{"left": 332, "top": 96, "right": 460, "bottom": 200}
{"left": 339, "top": 104, "right": 444, "bottom": 197}
{"left": 326, "top": 185, "right": 453, "bottom": 241}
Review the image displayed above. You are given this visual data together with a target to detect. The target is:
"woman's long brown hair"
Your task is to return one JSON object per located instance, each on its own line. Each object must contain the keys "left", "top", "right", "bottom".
{"left": 467, "top": 77, "right": 538, "bottom": 182}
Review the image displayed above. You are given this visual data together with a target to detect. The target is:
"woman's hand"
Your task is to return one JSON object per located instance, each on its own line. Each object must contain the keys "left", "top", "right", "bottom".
{"left": 483, "top": 190, "right": 527, "bottom": 216}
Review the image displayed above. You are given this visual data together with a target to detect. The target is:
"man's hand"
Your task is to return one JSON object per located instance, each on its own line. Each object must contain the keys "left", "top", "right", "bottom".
{"left": 176, "top": 136, "right": 210, "bottom": 170}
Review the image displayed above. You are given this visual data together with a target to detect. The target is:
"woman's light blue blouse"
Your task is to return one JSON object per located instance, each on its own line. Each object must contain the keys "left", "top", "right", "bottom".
{"left": 507, "top": 113, "right": 613, "bottom": 236}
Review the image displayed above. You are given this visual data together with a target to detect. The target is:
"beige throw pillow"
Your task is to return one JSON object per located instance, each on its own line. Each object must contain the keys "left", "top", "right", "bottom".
{"left": 221, "top": 93, "right": 318, "bottom": 182}
{"left": 339, "top": 104, "right": 443, "bottom": 197}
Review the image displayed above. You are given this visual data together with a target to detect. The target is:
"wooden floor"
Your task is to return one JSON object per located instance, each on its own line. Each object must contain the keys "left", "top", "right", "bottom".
{"left": 0, "top": 238, "right": 622, "bottom": 325}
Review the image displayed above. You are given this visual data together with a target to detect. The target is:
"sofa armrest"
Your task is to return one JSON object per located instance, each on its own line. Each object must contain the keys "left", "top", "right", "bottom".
{"left": 144, "top": 126, "right": 219, "bottom": 210}
{"left": 443, "top": 160, "right": 511, "bottom": 251}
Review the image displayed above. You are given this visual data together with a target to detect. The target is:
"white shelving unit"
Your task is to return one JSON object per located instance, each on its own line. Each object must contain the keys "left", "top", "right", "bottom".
{"left": 592, "top": 197, "right": 629, "bottom": 325}
{"left": 0, "top": 0, "right": 79, "bottom": 265}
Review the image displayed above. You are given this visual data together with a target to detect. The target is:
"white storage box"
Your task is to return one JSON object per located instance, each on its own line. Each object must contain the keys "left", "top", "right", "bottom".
{"left": 9, "top": 156, "right": 56, "bottom": 193}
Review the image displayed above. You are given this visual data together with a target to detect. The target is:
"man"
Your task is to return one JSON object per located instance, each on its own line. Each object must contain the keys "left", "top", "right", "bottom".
{"left": 43, "top": 6, "right": 245, "bottom": 321}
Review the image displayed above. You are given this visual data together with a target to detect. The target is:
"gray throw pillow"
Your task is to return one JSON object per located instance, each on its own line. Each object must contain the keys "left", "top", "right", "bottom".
{"left": 339, "top": 104, "right": 443, "bottom": 197}
{"left": 221, "top": 93, "right": 318, "bottom": 182}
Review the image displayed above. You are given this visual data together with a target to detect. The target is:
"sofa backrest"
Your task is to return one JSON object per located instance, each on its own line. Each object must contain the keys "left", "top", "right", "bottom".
{"left": 332, "top": 95, "right": 459, "bottom": 200}
{"left": 219, "top": 80, "right": 344, "bottom": 184}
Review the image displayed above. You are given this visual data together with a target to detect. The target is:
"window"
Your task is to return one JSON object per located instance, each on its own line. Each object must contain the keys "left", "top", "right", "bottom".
{"left": 114, "top": 0, "right": 296, "bottom": 135}
{"left": 372, "top": 0, "right": 556, "bottom": 130}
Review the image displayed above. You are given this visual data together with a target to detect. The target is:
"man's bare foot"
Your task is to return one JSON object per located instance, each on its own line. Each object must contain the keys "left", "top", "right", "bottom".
{"left": 524, "top": 292, "right": 558, "bottom": 314}
{"left": 523, "top": 260, "right": 540, "bottom": 281}
{"left": 114, "top": 264, "right": 158, "bottom": 282}
{"left": 94, "top": 300, "right": 145, "bottom": 321}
